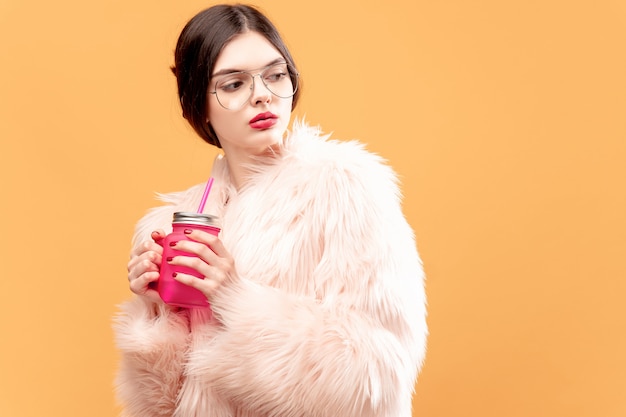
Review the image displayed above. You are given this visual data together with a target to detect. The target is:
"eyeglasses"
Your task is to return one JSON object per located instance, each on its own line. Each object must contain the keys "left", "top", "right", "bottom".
{"left": 209, "top": 62, "right": 299, "bottom": 110}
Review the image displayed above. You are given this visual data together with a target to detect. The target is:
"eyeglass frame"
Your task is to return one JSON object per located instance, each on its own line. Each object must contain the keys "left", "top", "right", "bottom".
{"left": 208, "top": 61, "right": 299, "bottom": 110}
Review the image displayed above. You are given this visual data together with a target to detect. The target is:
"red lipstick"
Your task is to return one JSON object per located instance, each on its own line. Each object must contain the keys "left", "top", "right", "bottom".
{"left": 249, "top": 112, "right": 278, "bottom": 129}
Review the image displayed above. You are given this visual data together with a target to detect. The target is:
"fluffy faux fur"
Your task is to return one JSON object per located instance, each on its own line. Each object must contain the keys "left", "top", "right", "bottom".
{"left": 113, "top": 121, "right": 428, "bottom": 417}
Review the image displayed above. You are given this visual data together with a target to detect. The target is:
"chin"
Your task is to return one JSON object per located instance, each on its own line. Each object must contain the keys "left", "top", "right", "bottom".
{"left": 256, "top": 127, "right": 285, "bottom": 144}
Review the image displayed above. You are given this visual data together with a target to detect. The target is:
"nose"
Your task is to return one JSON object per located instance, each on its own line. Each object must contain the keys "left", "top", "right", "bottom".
{"left": 250, "top": 73, "right": 272, "bottom": 105}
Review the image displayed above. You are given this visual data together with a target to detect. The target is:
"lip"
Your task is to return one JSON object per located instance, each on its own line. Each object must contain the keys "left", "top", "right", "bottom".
{"left": 249, "top": 112, "right": 278, "bottom": 124}
{"left": 249, "top": 112, "right": 278, "bottom": 130}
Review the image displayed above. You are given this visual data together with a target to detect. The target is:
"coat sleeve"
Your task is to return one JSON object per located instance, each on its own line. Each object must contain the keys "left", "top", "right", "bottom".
{"left": 113, "top": 298, "right": 191, "bottom": 417}
{"left": 113, "top": 202, "right": 194, "bottom": 417}
{"left": 187, "top": 143, "right": 428, "bottom": 417}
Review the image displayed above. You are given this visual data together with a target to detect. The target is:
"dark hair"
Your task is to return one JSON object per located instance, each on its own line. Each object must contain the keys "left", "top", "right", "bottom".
{"left": 171, "top": 4, "right": 300, "bottom": 148}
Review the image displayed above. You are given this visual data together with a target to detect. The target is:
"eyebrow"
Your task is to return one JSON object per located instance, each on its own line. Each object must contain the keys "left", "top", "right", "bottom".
{"left": 211, "top": 57, "right": 287, "bottom": 77}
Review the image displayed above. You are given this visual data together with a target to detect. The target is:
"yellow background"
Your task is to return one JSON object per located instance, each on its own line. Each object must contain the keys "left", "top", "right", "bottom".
{"left": 1, "top": 1, "right": 625, "bottom": 416}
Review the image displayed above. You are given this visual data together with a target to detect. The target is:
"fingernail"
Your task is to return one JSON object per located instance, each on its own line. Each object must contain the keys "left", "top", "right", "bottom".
{"left": 172, "top": 272, "right": 178, "bottom": 277}
{"left": 169, "top": 241, "right": 177, "bottom": 246}
{"left": 166, "top": 257, "right": 173, "bottom": 262}
{"left": 184, "top": 229, "right": 192, "bottom": 234}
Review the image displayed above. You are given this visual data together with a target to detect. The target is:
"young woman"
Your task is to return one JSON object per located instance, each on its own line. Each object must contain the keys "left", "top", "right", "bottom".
{"left": 115, "top": 4, "right": 427, "bottom": 417}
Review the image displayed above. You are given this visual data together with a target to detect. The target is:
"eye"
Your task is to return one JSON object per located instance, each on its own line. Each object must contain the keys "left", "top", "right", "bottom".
{"left": 264, "top": 65, "right": 289, "bottom": 83}
{"left": 217, "top": 74, "right": 248, "bottom": 92}
{"left": 220, "top": 81, "right": 243, "bottom": 91}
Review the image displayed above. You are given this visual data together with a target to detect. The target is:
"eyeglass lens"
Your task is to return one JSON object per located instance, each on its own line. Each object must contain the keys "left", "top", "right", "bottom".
{"left": 213, "top": 63, "right": 297, "bottom": 110}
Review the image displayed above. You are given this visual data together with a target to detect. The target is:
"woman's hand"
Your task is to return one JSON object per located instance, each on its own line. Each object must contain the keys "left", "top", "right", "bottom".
{"left": 166, "top": 229, "right": 237, "bottom": 302}
{"left": 127, "top": 230, "right": 166, "bottom": 304}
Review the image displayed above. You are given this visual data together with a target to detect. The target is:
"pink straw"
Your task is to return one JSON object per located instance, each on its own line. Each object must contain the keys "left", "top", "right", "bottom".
{"left": 197, "top": 177, "right": 214, "bottom": 213}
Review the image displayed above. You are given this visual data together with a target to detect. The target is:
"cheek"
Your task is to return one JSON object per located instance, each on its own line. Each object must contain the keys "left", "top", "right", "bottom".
{"left": 207, "top": 100, "right": 232, "bottom": 131}
{"left": 209, "top": 112, "right": 239, "bottom": 140}
{"left": 206, "top": 96, "right": 221, "bottom": 122}
{"left": 279, "top": 97, "right": 294, "bottom": 118}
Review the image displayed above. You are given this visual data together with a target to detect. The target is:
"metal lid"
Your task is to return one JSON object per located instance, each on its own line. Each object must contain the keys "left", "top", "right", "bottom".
{"left": 172, "top": 212, "right": 219, "bottom": 226}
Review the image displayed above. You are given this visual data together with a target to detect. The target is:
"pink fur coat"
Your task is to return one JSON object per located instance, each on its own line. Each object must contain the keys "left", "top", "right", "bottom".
{"left": 113, "top": 122, "right": 428, "bottom": 417}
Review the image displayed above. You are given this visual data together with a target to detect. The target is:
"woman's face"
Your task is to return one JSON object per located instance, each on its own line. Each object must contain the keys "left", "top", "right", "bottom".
{"left": 207, "top": 31, "right": 294, "bottom": 158}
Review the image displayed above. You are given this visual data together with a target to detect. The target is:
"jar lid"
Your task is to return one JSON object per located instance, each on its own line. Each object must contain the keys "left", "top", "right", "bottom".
{"left": 172, "top": 212, "right": 219, "bottom": 226}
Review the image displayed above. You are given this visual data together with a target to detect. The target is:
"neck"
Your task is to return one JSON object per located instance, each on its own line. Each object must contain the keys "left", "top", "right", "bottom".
{"left": 223, "top": 144, "right": 281, "bottom": 190}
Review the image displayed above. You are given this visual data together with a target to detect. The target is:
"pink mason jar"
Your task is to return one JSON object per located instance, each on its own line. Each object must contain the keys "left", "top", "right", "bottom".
{"left": 158, "top": 212, "right": 221, "bottom": 308}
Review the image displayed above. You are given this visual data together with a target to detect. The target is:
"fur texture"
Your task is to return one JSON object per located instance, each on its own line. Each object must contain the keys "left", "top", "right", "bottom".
{"left": 113, "top": 121, "right": 428, "bottom": 417}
